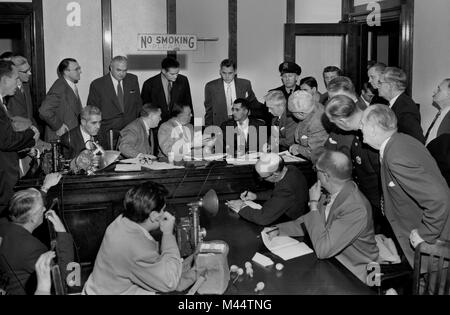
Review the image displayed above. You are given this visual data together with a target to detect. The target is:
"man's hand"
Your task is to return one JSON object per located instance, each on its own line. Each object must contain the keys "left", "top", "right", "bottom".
{"left": 30, "top": 125, "right": 40, "bottom": 142}
{"left": 45, "top": 210, "right": 67, "bottom": 233}
{"left": 289, "top": 144, "right": 301, "bottom": 156}
{"left": 409, "top": 229, "right": 425, "bottom": 248}
{"left": 309, "top": 181, "right": 322, "bottom": 204}
{"left": 137, "top": 154, "right": 157, "bottom": 164}
{"left": 240, "top": 191, "right": 257, "bottom": 201}
{"left": 56, "top": 124, "right": 69, "bottom": 137}
{"left": 262, "top": 226, "right": 280, "bottom": 242}
{"left": 159, "top": 211, "right": 176, "bottom": 235}
{"left": 34, "top": 251, "right": 56, "bottom": 295}
{"left": 41, "top": 173, "right": 62, "bottom": 192}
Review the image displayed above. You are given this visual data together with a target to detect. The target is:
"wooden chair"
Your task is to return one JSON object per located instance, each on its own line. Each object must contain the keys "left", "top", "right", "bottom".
{"left": 413, "top": 240, "right": 450, "bottom": 295}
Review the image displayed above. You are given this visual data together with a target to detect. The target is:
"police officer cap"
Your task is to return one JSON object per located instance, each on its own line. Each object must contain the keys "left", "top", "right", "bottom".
{"left": 279, "top": 62, "right": 302, "bottom": 75}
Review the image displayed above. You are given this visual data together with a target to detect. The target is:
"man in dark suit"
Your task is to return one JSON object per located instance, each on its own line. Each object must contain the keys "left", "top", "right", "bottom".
{"left": 0, "top": 61, "right": 38, "bottom": 216}
{"left": 378, "top": 67, "right": 425, "bottom": 143}
{"left": 0, "top": 186, "right": 74, "bottom": 295}
{"left": 220, "top": 98, "right": 266, "bottom": 157}
{"left": 6, "top": 55, "right": 36, "bottom": 126}
{"left": 425, "top": 78, "right": 450, "bottom": 145}
{"left": 227, "top": 153, "right": 308, "bottom": 226}
{"left": 264, "top": 90, "right": 297, "bottom": 152}
{"left": 367, "top": 62, "right": 389, "bottom": 106}
{"left": 60, "top": 106, "right": 102, "bottom": 160}
{"left": 204, "top": 59, "right": 259, "bottom": 127}
{"left": 319, "top": 66, "right": 343, "bottom": 104}
{"left": 87, "top": 56, "right": 142, "bottom": 150}
{"left": 273, "top": 150, "right": 379, "bottom": 284}
{"left": 141, "top": 57, "right": 192, "bottom": 123}
{"left": 427, "top": 134, "right": 450, "bottom": 187}
{"left": 327, "top": 76, "right": 368, "bottom": 111}
{"left": 361, "top": 104, "right": 450, "bottom": 268}
{"left": 39, "top": 58, "right": 83, "bottom": 142}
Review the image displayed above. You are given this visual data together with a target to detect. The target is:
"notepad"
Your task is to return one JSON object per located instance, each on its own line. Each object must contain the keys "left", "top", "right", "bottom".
{"left": 261, "top": 232, "right": 313, "bottom": 261}
{"left": 252, "top": 252, "right": 274, "bottom": 267}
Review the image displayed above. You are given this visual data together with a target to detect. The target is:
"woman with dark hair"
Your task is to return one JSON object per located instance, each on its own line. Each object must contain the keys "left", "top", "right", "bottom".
{"left": 82, "top": 181, "right": 183, "bottom": 295}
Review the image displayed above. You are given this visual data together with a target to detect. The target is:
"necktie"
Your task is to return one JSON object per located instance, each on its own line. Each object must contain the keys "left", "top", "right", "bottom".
{"left": 74, "top": 84, "right": 80, "bottom": 101}
{"left": 425, "top": 110, "right": 442, "bottom": 140}
{"left": 117, "top": 81, "right": 124, "bottom": 112}
{"left": 148, "top": 129, "right": 154, "bottom": 155}
{"left": 167, "top": 81, "right": 173, "bottom": 106}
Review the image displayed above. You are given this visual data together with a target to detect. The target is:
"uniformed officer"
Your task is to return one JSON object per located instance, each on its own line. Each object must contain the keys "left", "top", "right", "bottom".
{"left": 270, "top": 62, "right": 303, "bottom": 102}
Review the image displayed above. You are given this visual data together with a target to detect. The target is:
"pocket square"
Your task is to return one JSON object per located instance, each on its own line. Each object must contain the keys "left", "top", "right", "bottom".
{"left": 328, "top": 138, "right": 338, "bottom": 145}
{"left": 388, "top": 181, "right": 396, "bottom": 188}
{"left": 129, "top": 90, "right": 136, "bottom": 94}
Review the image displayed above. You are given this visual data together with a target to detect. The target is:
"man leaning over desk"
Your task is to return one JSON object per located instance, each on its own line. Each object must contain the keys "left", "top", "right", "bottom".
{"left": 267, "top": 150, "right": 379, "bottom": 284}
{"left": 227, "top": 153, "right": 308, "bottom": 226}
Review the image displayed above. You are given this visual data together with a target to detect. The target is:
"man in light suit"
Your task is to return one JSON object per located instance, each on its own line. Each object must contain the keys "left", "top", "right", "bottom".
{"left": 270, "top": 150, "right": 379, "bottom": 284}
{"left": 83, "top": 182, "right": 183, "bottom": 295}
{"left": 264, "top": 90, "right": 297, "bottom": 152}
{"left": 60, "top": 106, "right": 102, "bottom": 160}
{"left": 378, "top": 67, "right": 425, "bottom": 144}
{"left": 39, "top": 58, "right": 83, "bottom": 142}
{"left": 361, "top": 104, "right": 450, "bottom": 267}
{"left": 87, "top": 56, "right": 142, "bottom": 150}
{"left": 6, "top": 55, "right": 36, "bottom": 126}
{"left": 425, "top": 78, "right": 450, "bottom": 145}
{"left": 204, "top": 59, "right": 258, "bottom": 127}
{"left": 288, "top": 91, "right": 329, "bottom": 161}
{"left": 0, "top": 61, "right": 39, "bottom": 216}
{"left": 141, "top": 57, "right": 192, "bottom": 123}
{"left": 119, "top": 104, "right": 162, "bottom": 159}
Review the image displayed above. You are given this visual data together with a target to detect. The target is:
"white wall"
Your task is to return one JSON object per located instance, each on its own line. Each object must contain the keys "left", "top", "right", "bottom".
{"left": 43, "top": 0, "right": 103, "bottom": 105}
{"left": 177, "top": 0, "right": 228, "bottom": 120}
{"left": 111, "top": 0, "right": 166, "bottom": 92}
{"left": 413, "top": 0, "right": 450, "bottom": 131}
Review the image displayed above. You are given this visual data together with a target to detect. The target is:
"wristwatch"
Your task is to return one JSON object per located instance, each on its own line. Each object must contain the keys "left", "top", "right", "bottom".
{"left": 308, "top": 200, "right": 319, "bottom": 210}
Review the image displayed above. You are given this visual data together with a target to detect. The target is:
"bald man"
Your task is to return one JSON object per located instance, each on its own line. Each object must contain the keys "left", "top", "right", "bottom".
{"left": 288, "top": 91, "right": 329, "bottom": 161}
{"left": 227, "top": 153, "right": 308, "bottom": 226}
{"left": 271, "top": 150, "right": 379, "bottom": 284}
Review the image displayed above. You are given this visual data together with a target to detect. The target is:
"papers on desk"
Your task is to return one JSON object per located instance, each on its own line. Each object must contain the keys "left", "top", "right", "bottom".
{"left": 261, "top": 231, "right": 313, "bottom": 261}
{"left": 278, "top": 151, "right": 306, "bottom": 163}
{"left": 117, "top": 159, "right": 184, "bottom": 171}
{"left": 226, "top": 152, "right": 262, "bottom": 165}
{"left": 252, "top": 252, "right": 274, "bottom": 267}
{"left": 115, "top": 163, "right": 142, "bottom": 172}
{"left": 226, "top": 200, "right": 262, "bottom": 213}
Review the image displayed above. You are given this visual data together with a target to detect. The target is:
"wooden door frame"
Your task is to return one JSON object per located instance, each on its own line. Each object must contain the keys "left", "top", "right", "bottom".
{"left": 0, "top": 0, "right": 45, "bottom": 110}
{"left": 342, "top": 0, "right": 414, "bottom": 94}
{"left": 284, "top": 23, "right": 361, "bottom": 92}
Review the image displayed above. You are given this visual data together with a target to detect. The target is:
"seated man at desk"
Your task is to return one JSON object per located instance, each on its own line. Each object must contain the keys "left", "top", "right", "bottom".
{"left": 82, "top": 181, "right": 183, "bottom": 295}
{"left": 61, "top": 105, "right": 102, "bottom": 159}
{"left": 221, "top": 98, "right": 266, "bottom": 157}
{"left": 227, "top": 153, "right": 308, "bottom": 226}
{"left": 270, "top": 150, "right": 379, "bottom": 284}
{"left": 119, "top": 103, "right": 162, "bottom": 159}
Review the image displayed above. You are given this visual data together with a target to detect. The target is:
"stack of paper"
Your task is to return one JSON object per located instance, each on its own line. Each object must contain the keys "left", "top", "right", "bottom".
{"left": 278, "top": 151, "right": 306, "bottom": 163}
{"left": 261, "top": 232, "right": 313, "bottom": 261}
{"left": 115, "top": 164, "right": 142, "bottom": 172}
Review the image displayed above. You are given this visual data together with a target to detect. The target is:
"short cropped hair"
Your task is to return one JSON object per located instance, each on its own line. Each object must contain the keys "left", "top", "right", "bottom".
{"left": 8, "top": 188, "right": 42, "bottom": 225}
{"left": 140, "top": 103, "right": 161, "bottom": 117}
{"left": 316, "top": 150, "right": 352, "bottom": 181}
{"left": 0, "top": 51, "right": 14, "bottom": 60}
{"left": 327, "top": 76, "right": 356, "bottom": 95}
{"left": 171, "top": 103, "right": 191, "bottom": 118}
{"left": 364, "top": 104, "right": 398, "bottom": 132}
{"left": 122, "top": 182, "right": 168, "bottom": 223}
{"left": 323, "top": 66, "right": 343, "bottom": 76}
{"left": 368, "top": 62, "right": 387, "bottom": 73}
{"left": 300, "top": 77, "right": 318, "bottom": 89}
{"left": 81, "top": 106, "right": 102, "bottom": 121}
{"left": 0, "top": 60, "right": 15, "bottom": 80}
{"left": 58, "top": 58, "right": 77, "bottom": 77}
{"left": 10, "top": 55, "right": 28, "bottom": 67}
{"left": 382, "top": 67, "right": 407, "bottom": 91}
{"left": 234, "top": 98, "right": 250, "bottom": 111}
{"left": 264, "top": 90, "right": 286, "bottom": 106}
{"left": 220, "top": 59, "right": 236, "bottom": 70}
{"left": 325, "top": 95, "right": 359, "bottom": 119}
{"left": 161, "top": 57, "right": 179, "bottom": 71}
{"left": 442, "top": 78, "right": 450, "bottom": 90}
{"left": 111, "top": 56, "right": 128, "bottom": 65}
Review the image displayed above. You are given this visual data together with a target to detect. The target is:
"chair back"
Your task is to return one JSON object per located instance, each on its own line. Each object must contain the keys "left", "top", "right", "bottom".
{"left": 413, "top": 240, "right": 450, "bottom": 295}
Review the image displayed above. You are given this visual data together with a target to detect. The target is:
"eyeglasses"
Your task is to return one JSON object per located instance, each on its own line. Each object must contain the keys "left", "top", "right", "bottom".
{"left": 313, "top": 165, "right": 327, "bottom": 175}
{"left": 18, "top": 67, "right": 31, "bottom": 74}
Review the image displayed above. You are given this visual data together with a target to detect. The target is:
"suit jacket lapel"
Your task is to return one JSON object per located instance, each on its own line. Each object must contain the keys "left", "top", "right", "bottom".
{"left": 235, "top": 79, "right": 244, "bottom": 98}
{"left": 61, "top": 78, "right": 82, "bottom": 114}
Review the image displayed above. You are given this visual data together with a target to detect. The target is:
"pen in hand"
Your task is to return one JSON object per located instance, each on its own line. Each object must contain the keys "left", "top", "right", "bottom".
{"left": 257, "top": 227, "right": 279, "bottom": 239}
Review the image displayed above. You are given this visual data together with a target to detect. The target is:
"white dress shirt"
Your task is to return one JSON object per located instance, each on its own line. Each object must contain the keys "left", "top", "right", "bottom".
{"left": 426, "top": 106, "right": 450, "bottom": 145}
{"left": 80, "top": 126, "right": 94, "bottom": 150}
{"left": 224, "top": 80, "right": 237, "bottom": 116}
{"left": 389, "top": 92, "right": 402, "bottom": 109}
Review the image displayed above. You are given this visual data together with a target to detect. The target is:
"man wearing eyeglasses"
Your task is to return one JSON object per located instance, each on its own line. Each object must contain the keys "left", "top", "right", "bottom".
{"left": 228, "top": 153, "right": 308, "bottom": 226}
{"left": 39, "top": 58, "right": 83, "bottom": 142}
{"left": 5, "top": 55, "right": 36, "bottom": 126}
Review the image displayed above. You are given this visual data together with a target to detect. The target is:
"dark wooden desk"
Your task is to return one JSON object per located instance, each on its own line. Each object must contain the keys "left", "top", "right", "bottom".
{"left": 203, "top": 206, "right": 375, "bottom": 295}
{"left": 16, "top": 162, "right": 316, "bottom": 267}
